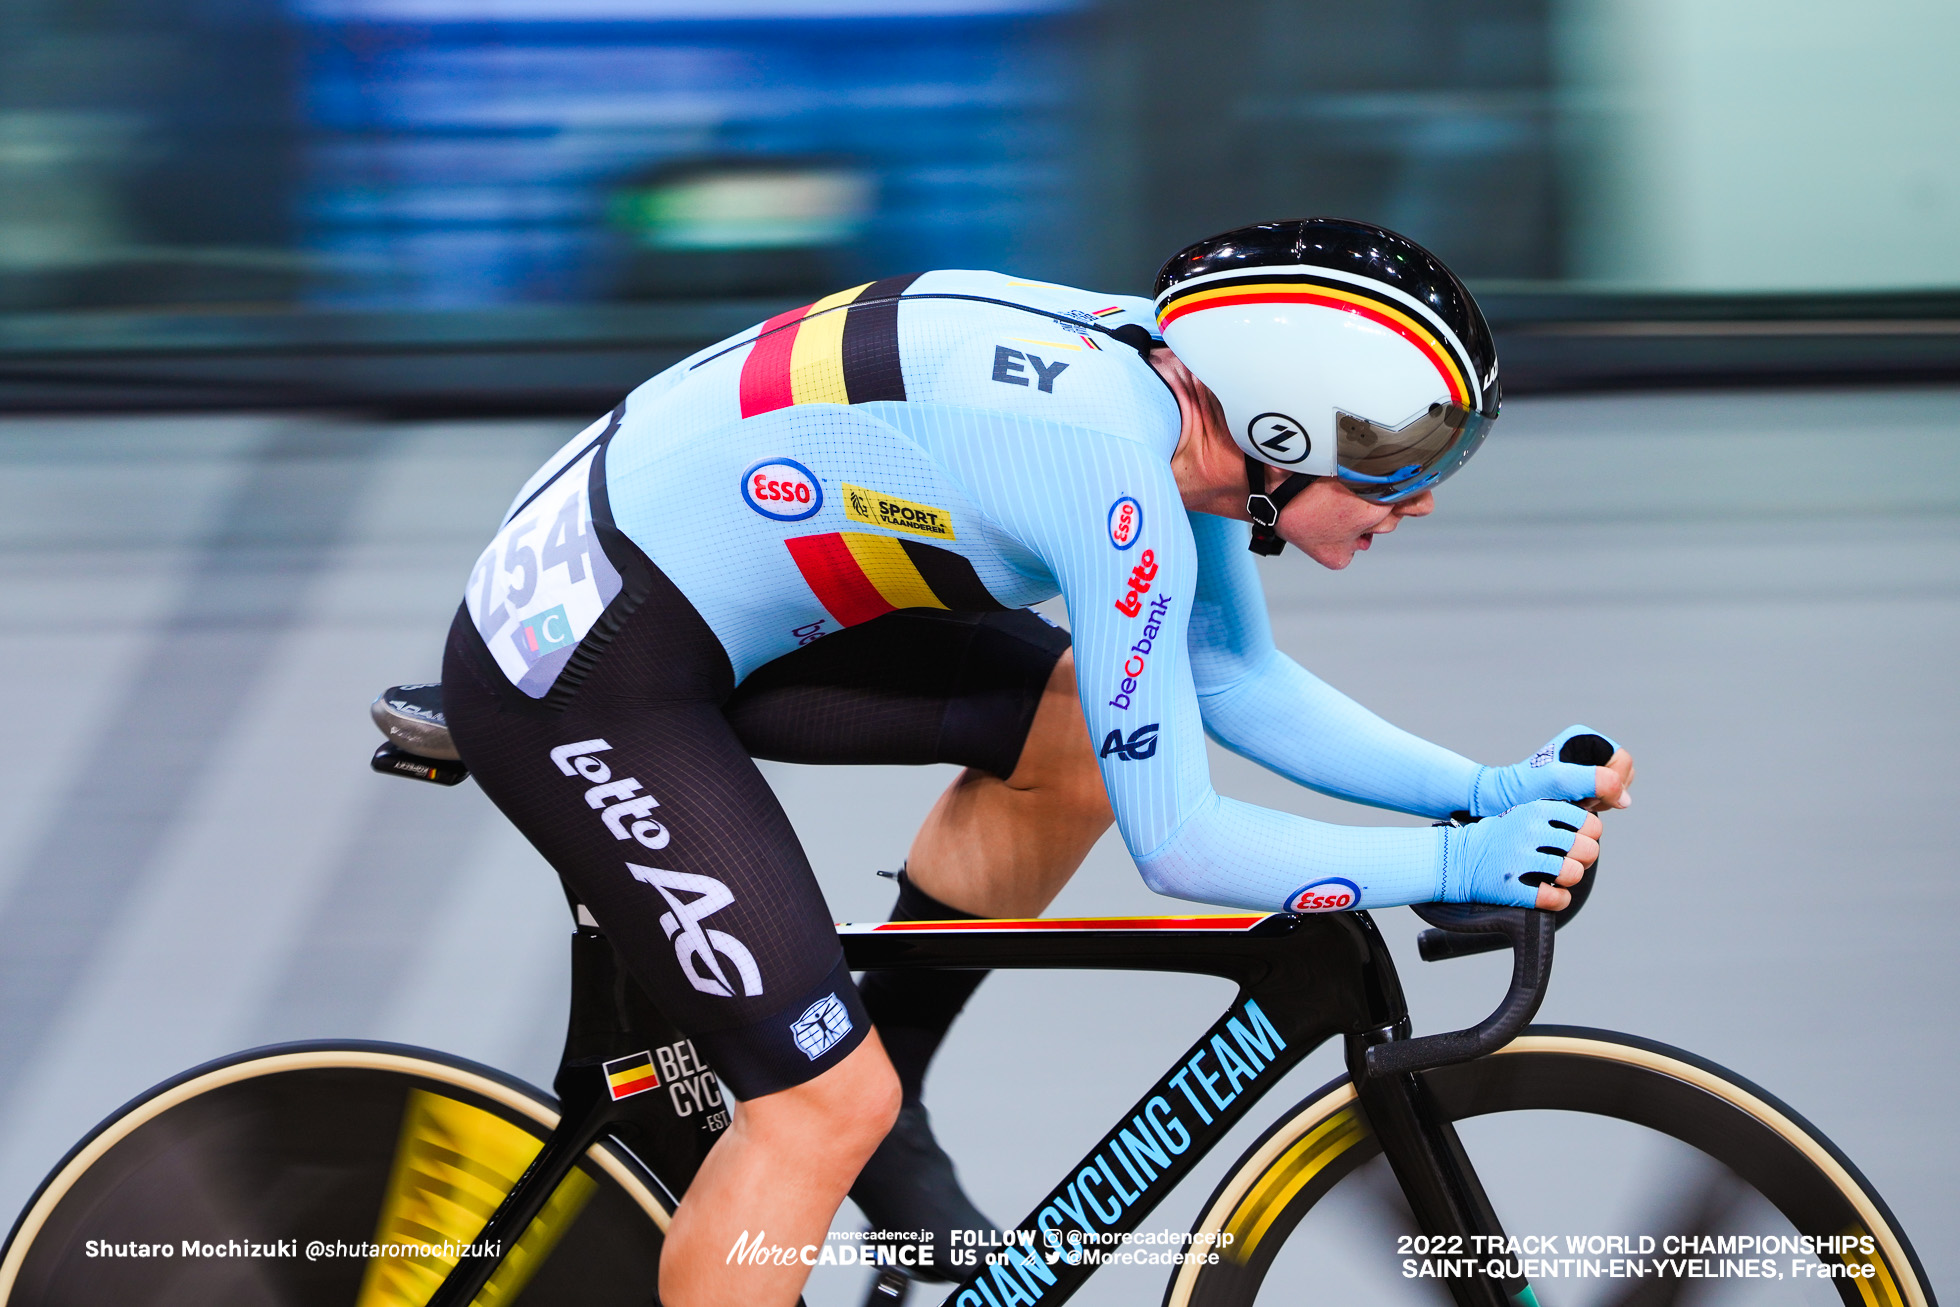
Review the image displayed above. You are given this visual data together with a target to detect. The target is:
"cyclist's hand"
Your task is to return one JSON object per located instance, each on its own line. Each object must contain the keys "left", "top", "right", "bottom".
{"left": 1472, "top": 725, "right": 1632, "bottom": 817}
{"left": 1581, "top": 747, "right": 1635, "bottom": 815}
{"left": 1440, "top": 800, "right": 1603, "bottom": 911}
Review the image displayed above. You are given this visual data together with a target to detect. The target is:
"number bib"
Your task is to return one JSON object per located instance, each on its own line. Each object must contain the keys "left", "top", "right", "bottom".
{"left": 466, "top": 448, "right": 622, "bottom": 698}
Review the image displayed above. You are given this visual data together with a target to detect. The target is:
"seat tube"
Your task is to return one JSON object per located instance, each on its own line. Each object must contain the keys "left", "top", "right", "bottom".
{"left": 1347, "top": 1031, "right": 1528, "bottom": 1307}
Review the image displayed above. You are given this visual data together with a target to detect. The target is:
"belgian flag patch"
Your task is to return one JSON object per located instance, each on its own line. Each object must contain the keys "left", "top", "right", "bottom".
{"left": 603, "top": 1051, "right": 661, "bottom": 1101}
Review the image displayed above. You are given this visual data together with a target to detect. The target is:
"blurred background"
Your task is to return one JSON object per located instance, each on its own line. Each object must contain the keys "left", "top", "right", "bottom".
{"left": 1, "top": 1, "right": 1956, "bottom": 1304}
{"left": 4, "top": 0, "right": 1957, "bottom": 404}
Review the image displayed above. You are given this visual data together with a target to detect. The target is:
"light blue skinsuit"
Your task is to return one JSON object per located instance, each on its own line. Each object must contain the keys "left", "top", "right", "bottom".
{"left": 465, "top": 270, "right": 1600, "bottom": 917}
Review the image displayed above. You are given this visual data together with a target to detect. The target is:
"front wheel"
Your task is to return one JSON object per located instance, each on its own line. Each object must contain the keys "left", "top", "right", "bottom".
{"left": 1167, "top": 1026, "right": 1935, "bottom": 1307}
{"left": 0, "top": 1041, "right": 673, "bottom": 1306}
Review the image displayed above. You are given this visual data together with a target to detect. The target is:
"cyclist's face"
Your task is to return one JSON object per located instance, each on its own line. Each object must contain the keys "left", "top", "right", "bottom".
{"left": 1277, "top": 478, "right": 1434, "bottom": 570}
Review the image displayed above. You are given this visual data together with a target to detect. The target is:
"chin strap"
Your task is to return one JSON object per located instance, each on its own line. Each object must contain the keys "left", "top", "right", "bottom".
{"left": 1244, "top": 456, "right": 1316, "bottom": 555}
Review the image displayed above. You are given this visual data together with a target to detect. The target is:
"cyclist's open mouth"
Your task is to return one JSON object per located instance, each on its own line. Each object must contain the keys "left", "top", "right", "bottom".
{"left": 1356, "top": 533, "right": 1374, "bottom": 550}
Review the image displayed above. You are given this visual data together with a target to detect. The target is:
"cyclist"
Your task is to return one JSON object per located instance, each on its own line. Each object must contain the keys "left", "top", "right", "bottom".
{"left": 439, "top": 217, "right": 1633, "bottom": 1307}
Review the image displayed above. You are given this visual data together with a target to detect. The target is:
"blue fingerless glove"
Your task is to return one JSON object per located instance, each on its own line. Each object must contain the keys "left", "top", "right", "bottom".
{"left": 1470, "top": 725, "right": 1619, "bottom": 817}
{"left": 1437, "top": 800, "right": 1586, "bottom": 907}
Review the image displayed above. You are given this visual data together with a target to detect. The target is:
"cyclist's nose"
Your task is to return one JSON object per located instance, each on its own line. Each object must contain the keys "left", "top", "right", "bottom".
{"left": 1395, "top": 491, "right": 1436, "bottom": 519}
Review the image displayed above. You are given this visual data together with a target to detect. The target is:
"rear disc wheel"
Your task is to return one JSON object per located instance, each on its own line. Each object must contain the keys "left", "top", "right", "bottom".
{"left": 0, "top": 1041, "right": 673, "bottom": 1306}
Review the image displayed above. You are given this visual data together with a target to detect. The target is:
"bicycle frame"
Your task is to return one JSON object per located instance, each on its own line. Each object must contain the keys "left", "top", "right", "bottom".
{"left": 844, "top": 911, "right": 1528, "bottom": 1307}
{"left": 426, "top": 907, "right": 1535, "bottom": 1307}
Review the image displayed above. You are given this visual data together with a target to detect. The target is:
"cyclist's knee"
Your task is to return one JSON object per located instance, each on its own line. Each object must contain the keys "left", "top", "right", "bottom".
{"left": 742, "top": 1036, "right": 900, "bottom": 1162}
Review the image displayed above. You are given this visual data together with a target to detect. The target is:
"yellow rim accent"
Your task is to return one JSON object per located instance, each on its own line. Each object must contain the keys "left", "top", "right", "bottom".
{"left": 0, "top": 1048, "right": 671, "bottom": 1304}
{"left": 1164, "top": 1081, "right": 1358, "bottom": 1305}
{"left": 1222, "top": 1105, "right": 1368, "bottom": 1262}
{"left": 1838, "top": 1222, "right": 1906, "bottom": 1307}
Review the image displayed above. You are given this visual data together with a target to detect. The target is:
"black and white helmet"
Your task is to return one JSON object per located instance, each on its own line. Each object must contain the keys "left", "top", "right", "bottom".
{"left": 1154, "top": 218, "right": 1500, "bottom": 505}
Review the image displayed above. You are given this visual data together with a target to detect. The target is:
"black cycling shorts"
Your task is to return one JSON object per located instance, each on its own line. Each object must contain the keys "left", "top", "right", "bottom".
{"left": 441, "top": 558, "right": 1068, "bottom": 1100}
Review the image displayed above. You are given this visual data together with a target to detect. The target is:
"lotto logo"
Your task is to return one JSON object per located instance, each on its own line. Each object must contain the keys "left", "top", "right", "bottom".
{"left": 1286, "top": 878, "right": 1360, "bottom": 913}
{"left": 1114, "top": 548, "right": 1159, "bottom": 617}
{"left": 1108, "top": 496, "right": 1142, "bottom": 550}
{"left": 791, "top": 993, "right": 854, "bottom": 1060}
{"left": 741, "top": 458, "right": 823, "bottom": 521}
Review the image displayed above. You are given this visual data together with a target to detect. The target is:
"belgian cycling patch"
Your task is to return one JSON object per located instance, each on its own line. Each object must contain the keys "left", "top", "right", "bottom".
{"left": 602, "top": 1051, "right": 661, "bottom": 1101}
{"left": 468, "top": 444, "right": 622, "bottom": 698}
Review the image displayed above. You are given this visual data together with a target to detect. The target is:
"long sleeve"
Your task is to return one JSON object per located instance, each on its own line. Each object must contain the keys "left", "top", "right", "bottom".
{"left": 1185, "top": 512, "right": 1481, "bottom": 819}
{"left": 897, "top": 406, "right": 1453, "bottom": 912}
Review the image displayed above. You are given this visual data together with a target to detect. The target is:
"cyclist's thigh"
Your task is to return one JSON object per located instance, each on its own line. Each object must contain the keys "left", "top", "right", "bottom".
{"left": 725, "top": 607, "right": 1070, "bottom": 778}
{"left": 443, "top": 607, "right": 869, "bottom": 1102}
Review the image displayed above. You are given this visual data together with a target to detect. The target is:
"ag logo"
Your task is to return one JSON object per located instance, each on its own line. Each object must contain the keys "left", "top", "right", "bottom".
{"left": 628, "top": 863, "right": 765, "bottom": 998}
{"left": 1107, "top": 496, "right": 1142, "bottom": 550}
{"left": 741, "top": 458, "right": 823, "bottom": 522}
{"left": 1248, "top": 412, "right": 1311, "bottom": 465}
{"left": 1286, "top": 877, "right": 1359, "bottom": 913}
{"left": 1099, "top": 722, "right": 1160, "bottom": 761}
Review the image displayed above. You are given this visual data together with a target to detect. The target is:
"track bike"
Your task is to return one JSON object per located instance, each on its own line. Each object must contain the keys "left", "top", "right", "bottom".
{"left": 0, "top": 687, "right": 1937, "bottom": 1307}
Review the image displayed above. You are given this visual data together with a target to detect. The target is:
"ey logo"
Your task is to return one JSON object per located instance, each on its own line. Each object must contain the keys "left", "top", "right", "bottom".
{"left": 991, "top": 346, "right": 1069, "bottom": 393}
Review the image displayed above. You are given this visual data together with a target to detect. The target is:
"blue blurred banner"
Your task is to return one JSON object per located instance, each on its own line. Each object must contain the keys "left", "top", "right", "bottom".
{"left": 292, "top": 0, "right": 1087, "bottom": 307}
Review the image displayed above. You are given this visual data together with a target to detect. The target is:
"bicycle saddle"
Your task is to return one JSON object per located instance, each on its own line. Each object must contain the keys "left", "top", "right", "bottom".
{"left": 371, "top": 683, "right": 460, "bottom": 759}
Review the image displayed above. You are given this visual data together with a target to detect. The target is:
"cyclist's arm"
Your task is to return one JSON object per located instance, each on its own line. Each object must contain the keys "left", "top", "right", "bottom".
{"left": 1186, "top": 512, "right": 1492, "bottom": 818}
{"left": 916, "top": 414, "right": 1564, "bottom": 913}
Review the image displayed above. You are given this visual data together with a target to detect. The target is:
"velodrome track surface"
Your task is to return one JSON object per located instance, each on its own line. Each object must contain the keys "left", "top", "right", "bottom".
{"left": 0, "top": 389, "right": 1953, "bottom": 1303}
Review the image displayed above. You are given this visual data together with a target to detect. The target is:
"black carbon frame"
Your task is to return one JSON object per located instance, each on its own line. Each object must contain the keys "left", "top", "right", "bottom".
{"left": 427, "top": 910, "right": 1526, "bottom": 1307}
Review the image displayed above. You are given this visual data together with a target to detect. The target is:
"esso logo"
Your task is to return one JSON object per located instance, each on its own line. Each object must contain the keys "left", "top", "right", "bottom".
{"left": 1107, "top": 496, "right": 1143, "bottom": 550}
{"left": 741, "top": 459, "right": 823, "bottom": 521}
{"left": 1286, "top": 878, "right": 1359, "bottom": 914}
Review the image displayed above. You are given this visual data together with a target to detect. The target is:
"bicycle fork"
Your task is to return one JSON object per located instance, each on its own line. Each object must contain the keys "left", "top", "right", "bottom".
{"left": 1349, "top": 1026, "right": 1535, "bottom": 1307}
{"left": 1344, "top": 905, "right": 1559, "bottom": 1307}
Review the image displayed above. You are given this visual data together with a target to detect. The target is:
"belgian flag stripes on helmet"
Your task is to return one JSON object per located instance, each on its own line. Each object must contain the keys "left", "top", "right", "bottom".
{"left": 1153, "top": 219, "right": 1500, "bottom": 504}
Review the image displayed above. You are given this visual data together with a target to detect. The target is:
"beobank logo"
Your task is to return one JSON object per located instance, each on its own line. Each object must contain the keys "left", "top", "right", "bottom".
{"left": 741, "top": 458, "right": 823, "bottom": 522}
{"left": 1107, "top": 496, "right": 1142, "bottom": 550}
{"left": 1286, "top": 878, "right": 1359, "bottom": 914}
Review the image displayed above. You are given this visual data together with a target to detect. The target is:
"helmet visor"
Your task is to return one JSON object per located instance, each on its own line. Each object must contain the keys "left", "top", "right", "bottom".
{"left": 1334, "top": 401, "right": 1496, "bottom": 504}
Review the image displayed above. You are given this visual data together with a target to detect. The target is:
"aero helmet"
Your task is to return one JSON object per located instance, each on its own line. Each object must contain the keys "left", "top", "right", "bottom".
{"left": 1154, "top": 219, "right": 1500, "bottom": 548}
